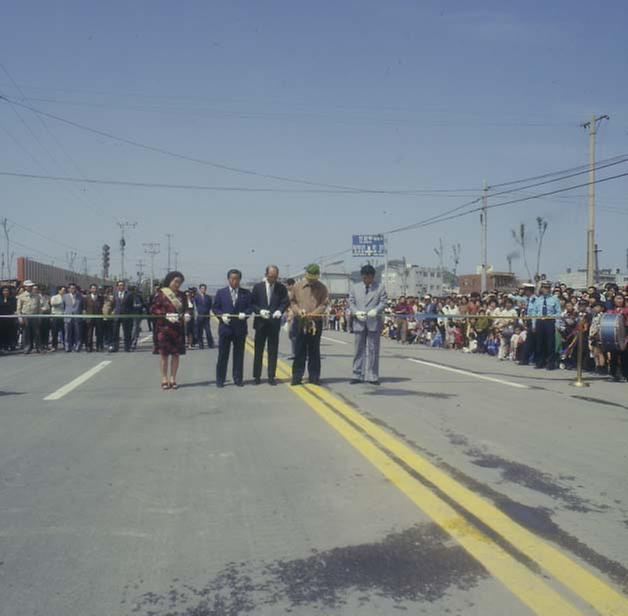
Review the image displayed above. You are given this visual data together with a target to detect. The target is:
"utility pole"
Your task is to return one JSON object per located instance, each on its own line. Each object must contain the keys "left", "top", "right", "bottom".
{"left": 174, "top": 251, "right": 179, "bottom": 271}
{"left": 116, "top": 220, "right": 138, "bottom": 281}
{"left": 384, "top": 234, "right": 390, "bottom": 291}
{"left": 480, "top": 180, "right": 488, "bottom": 293}
{"left": 142, "top": 242, "right": 160, "bottom": 287}
{"left": 582, "top": 114, "right": 609, "bottom": 287}
{"left": 66, "top": 250, "right": 78, "bottom": 272}
{"left": 2, "top": 217, "right": 14, "bottom": 279}
{"left": 594, "top": 244, "right": 602, "bottom": 283}
{"left": 81, "top": 256, "right": 88, "bottom": 276}
{"left": 165, "top": 233, "right": 173, "bottom": 271}
{"left": 136, "top": 259, "right": 145, "bottom": 286}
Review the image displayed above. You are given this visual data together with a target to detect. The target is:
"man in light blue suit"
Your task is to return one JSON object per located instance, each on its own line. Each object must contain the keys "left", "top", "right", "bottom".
{"left": 349, "top": 265, "right": 388, "bottom": 385}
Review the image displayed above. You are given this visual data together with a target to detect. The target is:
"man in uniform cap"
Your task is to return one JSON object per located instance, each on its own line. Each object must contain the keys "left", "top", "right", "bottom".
{"left": 349, "top": 264, "right": 387, "bottom": 384}
{"left": 289, "top": 264, "right": 329, "bottom": 386}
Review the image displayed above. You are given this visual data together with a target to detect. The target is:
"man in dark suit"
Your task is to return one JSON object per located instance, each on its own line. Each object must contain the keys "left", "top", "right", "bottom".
{"left": 84, "top": 283, "right": 104, "bottom": 352}
{"left": 251, "top": 265, "right": 290, "bottom": 385}
{"left": 212, "top": 269, "right": 253, "bottom": 387}
{"left": 194, "top": 284, "right": 214, "bottom": 349}
{"left": 63, "top": 283, "right": 85, "bottom": 352}
{"left": 112, "top": 280, "right": 134, "bottom": 352}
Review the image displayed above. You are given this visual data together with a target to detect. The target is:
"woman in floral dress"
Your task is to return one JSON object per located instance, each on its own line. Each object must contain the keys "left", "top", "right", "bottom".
{"left": 151, "top": 271, "right": 189, "bottom": 390}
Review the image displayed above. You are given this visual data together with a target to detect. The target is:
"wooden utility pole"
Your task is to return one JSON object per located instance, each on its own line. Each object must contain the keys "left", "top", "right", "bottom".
{"left": 582, "top": 114, "right": 609, "bottom": 287}
{"left": 480, "top": 180, "right": 488, "bottom": 293}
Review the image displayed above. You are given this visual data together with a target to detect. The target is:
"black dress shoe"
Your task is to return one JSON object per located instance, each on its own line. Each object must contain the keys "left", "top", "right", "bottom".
{"left": 368, "top": 380, "right": 381, "bottom": 385}
{"left": 291, "top": 379, "right": 302, "bottom": 386}
{"left": 349, "top": 379, "right": 362, "bottom": 385}
{"left": 216, "top": 382, "right": 225, "bottom": 388}
{"left": 309, "top": 378, "right": 322, "bottom": 386}
{"left": 254, "top": 378, "right": 261, "bottom": 385}
{"left": 268, "top": 378, "right": 277, "bottom": 386}
{"left": 235, "top": 381, "right": 244, "bottom": 387}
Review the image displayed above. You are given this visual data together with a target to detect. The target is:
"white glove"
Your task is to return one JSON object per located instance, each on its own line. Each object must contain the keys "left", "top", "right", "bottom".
{"left": 272, "top": 310, "right": 282, "bottom": 319}
{"left": 355, "top": 311, "right": 367, "bottom": 322}
{"left": 367, "top": 309, "right": 378, "bottom": 318}
{"left": 166, "top": 313, "right": 179, "bottom": 323}
{"left": 260, "top": 309, "right": 271, "bottom": 319}
{"left": 183, "top": 313, "right": 191, "bottom": 323}
{"left": 221, "top": 315, "right": 231, "bottom": 325}
{"left": 238, "top": 312, "right": 247, "bottom": 320}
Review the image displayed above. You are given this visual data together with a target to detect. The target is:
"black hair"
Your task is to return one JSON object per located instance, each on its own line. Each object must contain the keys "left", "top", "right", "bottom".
{"left": 163, "top": 270, "right": 185, "bottom": 287}
{"left": 199, "top": 283, "right": 207, "bottom": 289}
{"left": 286, "top": 278, "right": 296, "bottom": 286}
{"left": 227, "top": 269, "right": 242, "bottom": 280}
{"left": 360, "top": 264, "right": 376, "bottom": 277}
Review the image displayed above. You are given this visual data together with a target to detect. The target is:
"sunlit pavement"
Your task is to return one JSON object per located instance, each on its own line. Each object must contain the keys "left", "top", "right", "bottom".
{"left": 1, "top": 330, "right": 627, "bottom": 616}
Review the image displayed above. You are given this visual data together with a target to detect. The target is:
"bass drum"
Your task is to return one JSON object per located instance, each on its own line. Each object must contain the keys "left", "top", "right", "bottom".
{"left": 600, "top": 313, "right": 627, "bottom": 352}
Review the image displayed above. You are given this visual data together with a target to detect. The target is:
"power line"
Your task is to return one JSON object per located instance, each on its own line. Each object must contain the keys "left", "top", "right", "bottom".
{"left": 487, "top": 155, "right": 628, "bottom": 198}
{"left": 0, "top": 215, "right": 96, "bottom": 256}
{"left": 0, "top": 62, "right": 115, "bottom": 222}
{"left": 0, "top": 170, "right": 478, "bottom": 195}
{"left": 0, "top": 96, "right": 480, "bottom": 195}
{"left": 488, "top": 153, "right": 628, "bottom": 189}
{"left": 12, "top": 95, "right": 574, "bottom": 128}
{"left": 404, "top": 171, "right": 628, "bottom": 232}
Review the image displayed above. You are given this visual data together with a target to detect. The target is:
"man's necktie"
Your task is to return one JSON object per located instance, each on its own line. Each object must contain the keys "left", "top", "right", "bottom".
{"left": 543, "top": 297, "right": 547, "bottom": 316}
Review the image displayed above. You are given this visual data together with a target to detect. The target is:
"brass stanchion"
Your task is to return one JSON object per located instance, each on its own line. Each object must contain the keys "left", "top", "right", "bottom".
{"left": 570, "top": 321, "right": 589, "bottom": 388}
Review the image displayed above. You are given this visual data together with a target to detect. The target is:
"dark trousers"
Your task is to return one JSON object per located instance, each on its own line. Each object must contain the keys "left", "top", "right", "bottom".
{"left": 520, "top": 327, "right": 536, "bottom": 364}
{"left": 103, "top": 320, "right": 114, "bottom": 349}
{"left": 113, "top": 318, "right": 133, "bottom": 352}
{"left": 23, "top": 317, "right": 40, "bottom": 350}
{"left": 535, "top": 320, "right": 556, "bottom": 368}
{"left": 195, "top": 316, "right": 214, "bottom": 348}
{"left": 51, "top": 318, "right": 64, "bottom": 348}
{"left": 609, "top": 349, "right": 628, "bottom": 379}
{"left": 40, "top": 317, "right": 50, "bottom": 348}
{"left": 292, "top": 321, "right": 322, "bottom": 382}
{"left": 64, "top": 318, "right": 83, "bottom": 351}
{"left": 0, "top": 317, "right": 17, "bottom": 349}
{"left": 253, "top": 323, "right": 280, "bottom": 380}
{"left": 86, "top": 318, "right": 103, "bottom": 350}
{"left": 216, "top": 333, "right": 246, "bottom": 385}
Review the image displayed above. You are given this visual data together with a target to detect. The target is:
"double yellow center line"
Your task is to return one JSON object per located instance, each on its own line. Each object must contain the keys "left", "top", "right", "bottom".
{"left": 244, "top": 339, "right": 627, "bottom": 615}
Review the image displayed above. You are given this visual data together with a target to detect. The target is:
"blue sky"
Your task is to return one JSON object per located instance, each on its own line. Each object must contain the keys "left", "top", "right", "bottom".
{"left": 1, "top": 0, "right": 627, "bottom": 286}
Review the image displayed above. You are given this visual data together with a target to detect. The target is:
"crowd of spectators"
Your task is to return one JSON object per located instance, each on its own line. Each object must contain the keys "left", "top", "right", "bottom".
{"left": 0, "top": 280, "right": 215, "bottom": 355}
{"left": 2, "top": 277, "right": 627, "bottom": 383}
{"left": 325, "top": 281, "right": 628, "bottom": 383}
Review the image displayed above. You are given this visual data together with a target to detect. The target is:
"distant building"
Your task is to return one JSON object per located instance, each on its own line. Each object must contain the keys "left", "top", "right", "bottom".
{"left": 381, "top": 261, "right": 444, "bottom": 298}
{"left": 291, "top": 264, "right": 351, "bottom": 298}
{"left": 16, "top": 257, "right": 104, "bottom": 290}
{"left": 556, "top": 268, "right": 628, "bottom": 289}
{"left": 458, "top": 272, "right": 518, "bottom": 294}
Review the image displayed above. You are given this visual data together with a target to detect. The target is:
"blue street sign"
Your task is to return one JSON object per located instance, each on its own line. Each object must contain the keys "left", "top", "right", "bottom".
{"left": 352, "top": 234, "right": 386, "bottom": 257}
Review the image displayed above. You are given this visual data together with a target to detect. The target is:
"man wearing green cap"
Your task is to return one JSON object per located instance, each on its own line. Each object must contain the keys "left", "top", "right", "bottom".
{"left": 289, "top": 264, "right": 329, "bottom": 385}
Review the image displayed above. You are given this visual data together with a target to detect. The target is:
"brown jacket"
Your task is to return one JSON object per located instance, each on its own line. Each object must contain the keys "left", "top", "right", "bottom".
{"left": 290, "top": 279, "right": 329, "bottom": 316}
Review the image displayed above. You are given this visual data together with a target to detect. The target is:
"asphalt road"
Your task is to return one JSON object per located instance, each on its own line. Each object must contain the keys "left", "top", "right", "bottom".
{"left": 1, "top": 325, "right": 627, "bottom": 616}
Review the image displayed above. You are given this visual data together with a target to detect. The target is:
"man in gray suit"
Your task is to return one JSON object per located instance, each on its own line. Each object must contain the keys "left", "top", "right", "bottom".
{"left": 349, "top": 265, "right": 388, "bottom": 385}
